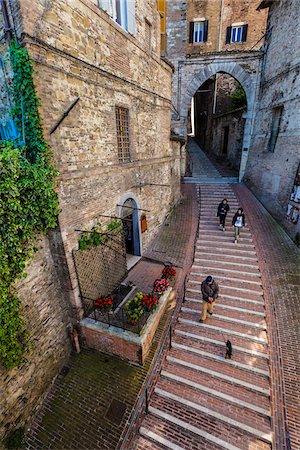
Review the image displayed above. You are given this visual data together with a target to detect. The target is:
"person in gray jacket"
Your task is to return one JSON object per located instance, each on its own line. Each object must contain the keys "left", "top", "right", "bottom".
{"left": 199, "top": 276, "right": 219, "bottom": 322}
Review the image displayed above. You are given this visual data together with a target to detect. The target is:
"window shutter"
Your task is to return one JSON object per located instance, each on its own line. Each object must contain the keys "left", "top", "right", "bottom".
{"left": 127, "top": 0, "right": 136, "bottom": 35}
{"left": 225, "top": 26, "right": 232, "bottom": 44}
{"left": 189, "top": 22, "right": 194, "bottom": 43}
{"left": 203, "top": 20, "right": 209, "bottom": 42}
{"left": 242, "top": 24, "right": 248, "bottom": 42}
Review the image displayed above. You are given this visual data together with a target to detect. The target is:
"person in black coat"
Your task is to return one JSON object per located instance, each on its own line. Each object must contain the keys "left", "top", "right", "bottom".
{"left": 217, "top": 198, "right": 230, "bottom": 231}
{"left": 232, "top": 208, "right": 246, "bottom": 243}
{"left": 199, "top": 276, "right": 219, "bottom": 322}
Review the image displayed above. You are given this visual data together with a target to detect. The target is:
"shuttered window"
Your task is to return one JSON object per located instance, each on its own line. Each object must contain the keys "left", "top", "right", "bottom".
{"left": 189, "top": 20, "right": 208, "bottom": 43}
{"left": 116, "top": 107, "right": 131, "bottom": 162}
{"left": 98, "top": 0, "right": 136, "bottom": 35}
{"left": 268, "top": 106, "right": 283, "bottom": 153}
{"left": 226, "top": 24, "right": 248, "bottom": 43}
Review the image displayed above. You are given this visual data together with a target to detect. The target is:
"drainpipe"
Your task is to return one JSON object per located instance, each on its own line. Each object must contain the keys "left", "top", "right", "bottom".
{"left": 0, "top": 0, "right": 13, "bottom": 43}
{"left": 218, "top": 0, "right": 224, "bottom": 52}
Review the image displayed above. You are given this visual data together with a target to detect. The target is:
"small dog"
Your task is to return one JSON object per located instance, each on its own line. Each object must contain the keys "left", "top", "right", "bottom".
{"left": 225, "top": 339, "right": 233, "bottom": 359}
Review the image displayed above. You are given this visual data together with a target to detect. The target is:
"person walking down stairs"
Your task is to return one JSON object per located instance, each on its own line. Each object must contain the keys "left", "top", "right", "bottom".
{"left": 199, "top": 275, "right": 219, "bottom": 323}
{"left": 232, "top": 208, "right": 246, "bottom": 244}
{"left": 217, "top": 198, "right": 230, "bottom": 231}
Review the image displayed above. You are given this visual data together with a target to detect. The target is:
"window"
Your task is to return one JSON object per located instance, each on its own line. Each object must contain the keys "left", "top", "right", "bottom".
{"left": 116, "top": 107, "right": 131, "bottom": 162}
{"left": 189, "top": 20, "right": 208, "bottom": 44}
{"left": 157, "top": 0, "right": 166, "bottom": 53}
{"left": 268, "top": 106, "right": 283, "bottom": 153}
{"left": 98, "top": 0, "right": 136, "bottom": 35}
{"left": 226, "top": 24, "right": 248, "bottom": 43}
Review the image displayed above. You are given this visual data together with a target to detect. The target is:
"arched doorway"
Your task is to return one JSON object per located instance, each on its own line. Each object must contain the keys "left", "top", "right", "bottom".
{"left": 120, "top": 197, "right": 141, "bottom": 257}
{"left": 191, "top": 72, "right": 247, "bottom": 175}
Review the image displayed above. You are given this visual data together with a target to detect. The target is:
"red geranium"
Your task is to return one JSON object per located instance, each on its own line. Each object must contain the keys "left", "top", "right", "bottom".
{"left": 161, "top": 265, "right": 176, "bottom": 280}
{"left": 94, "top": 295, "right": 115, "bottom": 311}
{"left": 141, "top": 293, "right": 159, "bottom": 313}
{"left": 153, "top": 278, "right": 169, "bottom": 294}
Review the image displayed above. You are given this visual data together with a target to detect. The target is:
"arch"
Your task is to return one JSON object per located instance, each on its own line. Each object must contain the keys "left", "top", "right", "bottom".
{"left": 117, "top": 192, "right": 141, "bottom": 256}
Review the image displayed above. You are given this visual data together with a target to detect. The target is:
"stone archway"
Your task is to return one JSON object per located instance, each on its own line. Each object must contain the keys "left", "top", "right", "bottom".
{"left": 173, "top": 54, "right": 261, "bottom": 180}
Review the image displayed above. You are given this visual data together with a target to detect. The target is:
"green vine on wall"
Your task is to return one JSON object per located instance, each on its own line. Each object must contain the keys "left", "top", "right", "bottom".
{"left": 0, "top": 41, "right": 59, "bottom": 369}
{"left": 78, "top": 219, "right": 122, "bottom": 250}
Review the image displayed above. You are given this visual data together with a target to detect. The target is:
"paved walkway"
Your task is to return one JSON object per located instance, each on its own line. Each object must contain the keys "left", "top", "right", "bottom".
{"left": 25, "top": 185, "right": 199, "bottom": 450}
{"left": 132, "top": 142, "right": 300, "bottom": 450}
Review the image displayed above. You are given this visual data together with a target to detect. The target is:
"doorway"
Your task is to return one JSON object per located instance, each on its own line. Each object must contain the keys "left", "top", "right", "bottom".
{"left": 121, "top": 198, "right": 141, "bottom": 257}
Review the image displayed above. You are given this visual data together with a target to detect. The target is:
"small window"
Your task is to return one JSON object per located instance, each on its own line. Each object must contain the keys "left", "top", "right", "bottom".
{"left": 226, "top": 24, "right": 248, "bottom": 44}
{"left": 268, "top": 106, "right": 283, "bottom": 153}
{"left": 115, "top": 107, "right": 131, "bottom": 163}
{"left": 189, "top": 20, "right": 208, "bottom": 44}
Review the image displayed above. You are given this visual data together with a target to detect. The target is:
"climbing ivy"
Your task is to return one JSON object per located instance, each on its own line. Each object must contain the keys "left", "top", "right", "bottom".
{"left": 78, "top": 219, "right": 123, "bottom": 250}
{"left": 0, "top": 41, "right": 59, "bottom": 369}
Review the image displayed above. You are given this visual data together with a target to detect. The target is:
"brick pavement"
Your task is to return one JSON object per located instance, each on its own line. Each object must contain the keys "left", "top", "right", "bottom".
{"left": 25, "top": 183, "right": 199, "bottom": 450}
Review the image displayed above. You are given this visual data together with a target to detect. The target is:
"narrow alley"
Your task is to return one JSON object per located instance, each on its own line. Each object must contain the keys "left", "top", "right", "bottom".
{"left": 132, "top": 140, "right": 297, "bottom": 450}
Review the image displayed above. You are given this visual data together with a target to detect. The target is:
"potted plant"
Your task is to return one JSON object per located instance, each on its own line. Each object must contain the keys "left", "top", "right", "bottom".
{"left": 153, "top": 278, "right": 169, "bottom": 297}
{"left": 161, "top": 265, "right": 176, "bottom": 282}
{"left": 94, "top": 295, "right": 116, "bottom": 312}
{"left": 141, "top": 293, "right": 159, "bottom": 313}
{"left": 125, "top": 292, "right": 144, "bottom": 324}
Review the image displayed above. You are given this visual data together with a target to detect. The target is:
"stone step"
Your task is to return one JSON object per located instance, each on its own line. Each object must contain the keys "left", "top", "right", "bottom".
{"left": 133, "top": 433, "right": 164, "bottom": 450}
{"left": 178, "top": 318, "right": 268, "bottom": 343}
{"left": 167, "top": 354, "right": 269, "bottom": 395}
{"left": 184, "top": 177, "right": 239, "bottom": 183}
{"left": 192, "top": 263, "right": 260, "bottom": 277}
{"left": 181, "top": 306, "right": 266, "bottom": 328}
{"left": 196, "top": 245, "right": 257, "bottom": 255}
{"left": 186, "top": 286, "right": 264, "bottom": 302}
{"left": 171, "top": 342, "right": 269, "bottom": 376}
{"left": 196, "top": 240, "right": 255, "bottom": 249}
{"left": 189, "top": 272, "right": 263, "bottom": 287}
{"left": 161, "top": 371, "right": 270, "bottom": 417}
{"left": 175, "top": 329, "right": 268, "bottom": 359}
{"left": 194, "top": 257, "right": 259, "bottom": 269}
{"left": 185, "top": 296, "right": 265, "bottom": 316}
{"left": 188, "top": 279, "right": 264, "bottom": 296}
{"left": 198, "top": 233, "right": 253, "bottom": 243}
{"left": 154, "top": 389, "right": 272, "bottom": 443}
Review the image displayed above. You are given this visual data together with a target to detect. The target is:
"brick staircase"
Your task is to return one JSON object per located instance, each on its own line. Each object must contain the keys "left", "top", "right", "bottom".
{"left": 133, "top": 183, "right": 272, "bottom": 450}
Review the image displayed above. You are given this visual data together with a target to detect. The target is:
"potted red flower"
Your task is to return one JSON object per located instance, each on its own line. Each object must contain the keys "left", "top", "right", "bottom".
{"left": 161, "top": 265, "right": 176, "bottom": 281}
{"left": 141, "top": 293, "right": 159, "bottom": 313}
{"left": 153, "top": 278, "right": 169, "bottom": 297}
{"left": 94, "top": 295, "right": 115, "bottom": 312}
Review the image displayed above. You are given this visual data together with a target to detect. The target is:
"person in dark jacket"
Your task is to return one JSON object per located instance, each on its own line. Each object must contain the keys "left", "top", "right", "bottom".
{"left": 217, "top": 198, "right": 230, "bottom": 231}
{"left": 200, "top": 276, "right": 219, "bottom": 322}
{"left": 232, "top": 208, "right": 246, "bottom": 243}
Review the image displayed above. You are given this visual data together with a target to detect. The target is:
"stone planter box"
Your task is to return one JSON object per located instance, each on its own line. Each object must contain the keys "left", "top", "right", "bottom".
{"left": 80, "top": 287, "right": 172, "bottom": 365}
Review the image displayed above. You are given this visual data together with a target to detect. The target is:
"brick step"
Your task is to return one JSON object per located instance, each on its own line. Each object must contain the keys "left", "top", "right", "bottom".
{"left": 194, "top": 251, "right": 259, "bottom": 264}
{"left": 149, "top": 394, "right": 272, "bottom": 448}
{"left": 192, "top": 262, "right": 260, "bottom": 277}
{"left": 164, "top": 357, "right": 270, "bottom": 412}
{"left": 156, "top": 377, "right": 271, "bottom": 433}
{"left": 196, "top": 240, "right": 255, "bottom": 250}
{"left": 161, "top": 369, "right": 270, "bottom": 419}
{"left": 173, "top": 333, "right": 269, "bottom": 372}
{"left": 198, "top": 233, "right": 253, "bottom": 243}
{"left": 182, "top": 301, "right": 266, "bottom": 323}
{"left": 178, "top": 317, "right": 268, "bottom": 344}
{"left": 132, "top": 434, "right": 164, "bottom": 450}
{"left": 190, "top": 268, "right": 261, "bottom": 283}
{"left": 168, "top": 347, "right": 269, "bottom": 391}
{"left": 199, "top": 229, "right": 253, "bottom": 239}
{"left": 185, "top": 296, "right": 265, "bottom": 316}
{"left": 186, "top": 289, "right": 265, "bottom": 307}
{"left": 186, "top": 285, "right": 264, "bottom": 302}
{"left": 140, "top": 409, "right": 239, "bottom": 450}
{"left": 199, "top": 224, "right": 252, "bottom": 234}
{"left": 196, "top": 246, "right": 257, "bottom": 256}
{"left": 175, "top": 324, "right": 268, "bottom": 356}
{"left": 171, "top": 340, "right": 269, "bottom": 377}
{"left": 189, "top": 274, "right": 263, "bottom": 292}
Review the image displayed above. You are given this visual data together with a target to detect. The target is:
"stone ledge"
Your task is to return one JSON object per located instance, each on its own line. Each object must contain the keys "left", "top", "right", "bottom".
{"left": 81, "top": 287, "right": 172, "bottom": 364}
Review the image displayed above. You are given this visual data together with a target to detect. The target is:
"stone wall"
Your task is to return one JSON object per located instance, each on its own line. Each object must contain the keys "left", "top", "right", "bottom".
{"left": 0, "top": 0, "right": 177, "bottom": 441}
{"left": 245, "top": 0, "right": 300, "bottom": 240}
{"left": 0, "top": 236, "right": 72, "bottom": 443}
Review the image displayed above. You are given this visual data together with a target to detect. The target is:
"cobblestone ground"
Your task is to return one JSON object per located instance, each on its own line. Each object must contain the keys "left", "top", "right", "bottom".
{"left": 132, "top": 145, "right": 300, "bottom": 450}
{"left": 25, "top": 184, "right": 199, "bottom": 450}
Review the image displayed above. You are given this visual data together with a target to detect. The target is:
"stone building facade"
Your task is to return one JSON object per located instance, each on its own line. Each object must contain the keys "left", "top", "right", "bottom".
{"left": 244, "top": 0, "right": 300, "bottom": 240}
{"left": 0, "top": 0, "right": 178, "bottom": 440}
{"left": 165, "top": 0, "right": 268, "bottom": 180}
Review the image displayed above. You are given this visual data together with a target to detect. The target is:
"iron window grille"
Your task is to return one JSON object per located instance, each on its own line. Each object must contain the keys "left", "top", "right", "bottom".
{"left": 116, "top": 106, "right": 131, "bottom": 163}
